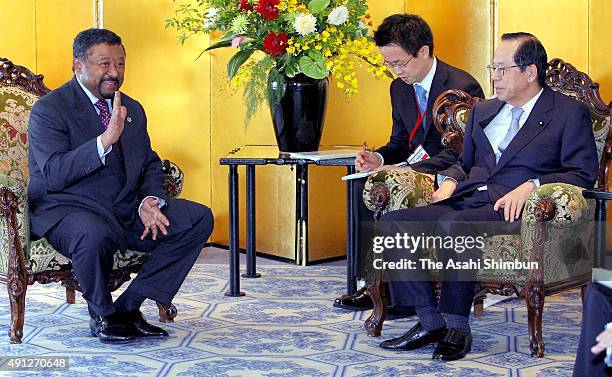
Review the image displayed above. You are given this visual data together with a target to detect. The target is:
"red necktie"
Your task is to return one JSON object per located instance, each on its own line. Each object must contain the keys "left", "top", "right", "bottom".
{"left": 94, "top": 99, "right": 111, "bottom": 129}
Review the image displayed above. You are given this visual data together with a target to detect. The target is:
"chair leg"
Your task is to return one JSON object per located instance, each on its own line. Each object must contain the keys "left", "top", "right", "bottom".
{"left": 473, "top": 294, "right": 485, "bottom": 318}
{"left": 8, "top": 278, "right": 27, "bottom": 344}
{"left": 580, "top": 284, "right": 587, "bottom": 305}
{"left": 156, "top": 302, "right": 177, "bottom": 323}
{"left": 363, "top": 278, "right": 387, "bottom": 337}
{"left": 65, "top": 286, "right": 75, "bottom": 304}
{"left": 526, "top": 281, "right": 545, "bottom": 357}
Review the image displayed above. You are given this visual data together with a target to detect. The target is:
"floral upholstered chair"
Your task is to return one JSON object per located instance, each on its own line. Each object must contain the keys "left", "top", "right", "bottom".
{"left": 360, "top": 58, "right": 612, "bottom": 357}
{"left": 0, "top": 57, "right": 185, "bottom": 343}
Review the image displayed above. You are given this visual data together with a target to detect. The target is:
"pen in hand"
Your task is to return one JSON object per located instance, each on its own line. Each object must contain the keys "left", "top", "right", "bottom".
{"left": 356, "top": 141, "right": 370, "bottom": 172}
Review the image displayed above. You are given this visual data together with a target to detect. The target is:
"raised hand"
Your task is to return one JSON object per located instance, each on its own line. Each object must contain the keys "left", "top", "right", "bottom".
{"left": 100, "top": 91, "right": 128, "bottom": 149}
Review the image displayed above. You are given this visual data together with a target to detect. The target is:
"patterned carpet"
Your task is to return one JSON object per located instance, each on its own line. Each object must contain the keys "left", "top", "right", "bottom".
{"left": 0, "top": 264, "right": 581, "bottom": 376}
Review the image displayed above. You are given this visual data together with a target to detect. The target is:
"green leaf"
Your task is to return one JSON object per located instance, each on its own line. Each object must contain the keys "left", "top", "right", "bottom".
{"left": 267, "top": 67, "right": 286, "bottom": 109}
{"left": 194, "top": 38, "right": 231, "bottom": 61}
{"left": 298, "top": 52, "right": 329, "bottom": 79}
{"left": 221, "top": 32, "right": 237, "bottom": 40}
{"left": 284, "top": 12, "right": 299, "bottom": 24}
{"left": 308, "top": 0, "right": 330, "bottom": 14}
{"left": 204, "top": 39, "right": 234, "bottom": 51}
{"left": 227, "top": 49, "right": 255, "bottom": 81}
{"left": 285, "top": 63, "right": 296, "bottom": 77}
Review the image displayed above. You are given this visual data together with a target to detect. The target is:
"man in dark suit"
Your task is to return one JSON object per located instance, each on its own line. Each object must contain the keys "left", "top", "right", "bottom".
{"left": 376, "top": 32, "right": 598, "bottom": 361}
{"left": 334, "top": 14, "right": 483, "bottom": 311}
{"left": 28, "top": 28, "right": 214, "bottom": 343}
{"left": 574, "top": 281, "right": 612, "bottom": 376}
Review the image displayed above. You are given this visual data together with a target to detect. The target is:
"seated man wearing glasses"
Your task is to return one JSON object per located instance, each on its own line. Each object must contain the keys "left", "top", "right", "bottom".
{"left": 334, "top": 13, "right": 483, "bottom": 312}
{"left": 377, "top": 32, "right": 598, "bottom": 361}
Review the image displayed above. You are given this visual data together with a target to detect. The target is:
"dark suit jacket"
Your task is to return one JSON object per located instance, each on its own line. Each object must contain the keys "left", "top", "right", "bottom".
{"left": 440, "top": 87, "right": 599, "bottom": 203}
{"left": 28, "top": 77, "right": 188, "bottom": 250}
{"left": 375, "top": 59, "right": 484, "bottom": 173}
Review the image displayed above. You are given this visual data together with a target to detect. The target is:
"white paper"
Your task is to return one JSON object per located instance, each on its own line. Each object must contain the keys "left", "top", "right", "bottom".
{"left": 341, "top": 162, "right": 408, "bottom": 181}
{"left": 288, "top": 149, "right": 360, "bottom": 161}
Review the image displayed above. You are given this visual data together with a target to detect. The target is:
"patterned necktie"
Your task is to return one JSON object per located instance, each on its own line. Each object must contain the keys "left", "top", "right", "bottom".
{"left": 94, "top": 99, "right": 123, "bottom": 160}
{"left": 414, "top": 84, "right": 428, "bottom": 117}
{"left": 94, "top": 99, "right": 111, "bottom": 129}
{"left": 498, "top": 107, "right": 524, "bottom": 154}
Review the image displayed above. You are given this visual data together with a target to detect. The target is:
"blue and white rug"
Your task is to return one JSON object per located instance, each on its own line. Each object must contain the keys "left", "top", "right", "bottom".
{"left": 0, "top": 264, "right": 581, "bottom": 376}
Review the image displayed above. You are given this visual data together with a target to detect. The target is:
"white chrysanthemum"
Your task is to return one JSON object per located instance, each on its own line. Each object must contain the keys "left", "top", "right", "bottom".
{"left": 203, "top": 8, "right": 219, "bottom": 29}
{"left": 231, "top": 15, "right": 249, "bottom": 34}
{"left": 327, "top": 5, "right": 349, "bottom": 25}
{"left": 294, "top": 13, "right": 317, "bottom": 36}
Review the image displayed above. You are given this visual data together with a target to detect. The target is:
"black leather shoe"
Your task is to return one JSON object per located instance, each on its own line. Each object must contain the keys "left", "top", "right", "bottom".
{"left": 432, "top": 329, "right": 472, "bottom": 361}
{"left": 380, "top": 323, "right": 446, "bottom": 350}
{"left": 333, "top": 292, "right": 373, "bottom": 311}
{"left": 121, "top": 310, "right": 169, "bottom": 337}
{"left": 89, "top": 315, "right": 135, "bottom": 343}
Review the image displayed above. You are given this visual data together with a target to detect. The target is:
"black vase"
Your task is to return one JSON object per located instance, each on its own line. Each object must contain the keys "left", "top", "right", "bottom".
{"left": 269, "top": 74, "right": 328, "bottom": 152}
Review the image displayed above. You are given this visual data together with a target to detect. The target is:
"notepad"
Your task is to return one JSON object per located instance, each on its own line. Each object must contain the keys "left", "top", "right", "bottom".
{"left": 341, "top": 162, "right": 408, "bottom": 181}
{"left": 288, "top": 149, "right": 360, "bottom": 161}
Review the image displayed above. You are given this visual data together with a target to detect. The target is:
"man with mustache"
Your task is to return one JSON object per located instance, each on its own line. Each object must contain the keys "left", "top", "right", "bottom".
{"left": 27, "top": 28, "right": 214, "bottom": 343}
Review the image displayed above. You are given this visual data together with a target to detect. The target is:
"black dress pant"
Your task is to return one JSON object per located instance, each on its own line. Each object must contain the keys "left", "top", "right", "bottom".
{"left": 378, "top": 190, "right": 505, "bottom": 317}
{"left": 47, "top": 198, "right": 214, "bottom": 316}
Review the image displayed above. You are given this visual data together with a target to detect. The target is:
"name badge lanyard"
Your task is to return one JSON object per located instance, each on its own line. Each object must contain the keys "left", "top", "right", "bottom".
{"left": 409, "top": 92, "right": 427, "bottom": 150}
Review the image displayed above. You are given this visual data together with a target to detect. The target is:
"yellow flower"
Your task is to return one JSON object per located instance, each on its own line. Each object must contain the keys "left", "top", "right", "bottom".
{"left": 169, "top": 0, "right": 387, "bottom": 123}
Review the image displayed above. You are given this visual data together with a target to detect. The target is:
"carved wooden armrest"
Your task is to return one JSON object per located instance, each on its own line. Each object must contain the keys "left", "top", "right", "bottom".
{"left": 363, "top": 170, "right": 435, "bottom": 220}
{"left": 162, "top": 159, "right": 184, "bottom": 198}
{"left": 522, "top": 183, "right": 592, "bottom": 227}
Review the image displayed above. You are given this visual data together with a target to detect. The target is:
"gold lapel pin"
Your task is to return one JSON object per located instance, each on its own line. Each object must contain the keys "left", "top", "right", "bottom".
{"left": 127, "top": 117, "right": 132, "bottom": 123}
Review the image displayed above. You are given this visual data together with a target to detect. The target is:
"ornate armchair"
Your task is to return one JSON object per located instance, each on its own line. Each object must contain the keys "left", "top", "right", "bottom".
{"left": 361, "top": 58, "right": 612, "bottom": 357}
{"left": 0, "top": 57, "right": 186, "bottom": 343}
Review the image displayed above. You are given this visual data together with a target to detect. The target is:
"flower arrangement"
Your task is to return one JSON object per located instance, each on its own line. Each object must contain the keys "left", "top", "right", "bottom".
{"left": 166, "top": 0, "right": 388, "bottom": 122}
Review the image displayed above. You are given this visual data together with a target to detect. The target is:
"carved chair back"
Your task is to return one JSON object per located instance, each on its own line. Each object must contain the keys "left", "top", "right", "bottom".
{"left": 0, "top": 58, "right": 50, "bottom": 185}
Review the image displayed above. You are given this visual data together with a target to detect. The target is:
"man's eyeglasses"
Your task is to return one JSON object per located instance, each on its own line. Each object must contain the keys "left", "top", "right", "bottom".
{"left": 486, "top": 64, "right": 529, "bottom": 76}
{"left": 384, "top": 55, "right": 415, "bottom": 70}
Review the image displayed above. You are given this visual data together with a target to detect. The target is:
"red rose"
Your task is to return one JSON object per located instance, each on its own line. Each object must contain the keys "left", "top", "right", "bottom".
{"left": 256, "top": 0, "right": 280, "bottom": 20}
{"left": 239, "top": 0, "right": 253, "bottom": 11}
{"left": 263, "top": 31, "right": 288, "bottom": 57}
